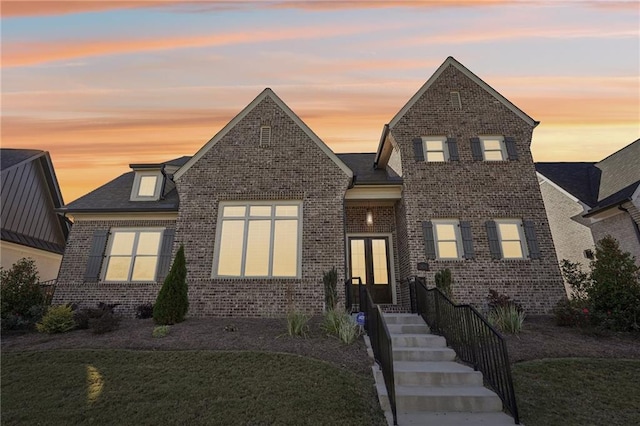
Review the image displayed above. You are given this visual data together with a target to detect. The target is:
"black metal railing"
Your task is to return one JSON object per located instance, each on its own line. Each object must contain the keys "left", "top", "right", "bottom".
{"left": 344, "top": 276, "right": 362, "bottom": 313}
{"left": 345, "top": 277, "right": 397, "bottom": 425}
{"left": 410, "top": 276, "right": 520, "bottom": 424}
{"left": 40, "top": 279, "right": 57, "bottom": 305}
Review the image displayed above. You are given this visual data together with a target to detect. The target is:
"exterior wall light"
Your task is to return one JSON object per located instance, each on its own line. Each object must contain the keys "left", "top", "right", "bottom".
{"left": 366, "top": 209, "right": 374, "bottom": 226}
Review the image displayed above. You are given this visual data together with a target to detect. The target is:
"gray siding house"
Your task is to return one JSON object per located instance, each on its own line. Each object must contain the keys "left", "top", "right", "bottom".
{"left": 537, "top": 139, "right": 640, "bottom": 286}
{"left": 1, "top": 149, "right": 70, "bottom": 281}
{"left": 54, "top": 57, "right": 566, "bottom": 316}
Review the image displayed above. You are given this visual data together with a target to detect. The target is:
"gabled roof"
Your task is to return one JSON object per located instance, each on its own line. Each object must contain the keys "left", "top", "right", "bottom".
{"left": 584, "top": 180, "right": 640, "bottom": 217}
{"left": 1, "top": 148, "right": 45, "bottom": 171}
{"left": 535, "top": 162, "right": 601, "bottom": 207}
{"left": 61, "top": 157, "right": 186, "bottom": 213}
{"left": 387, "top": 56, "right": 538, "bottom": 129}
{"left": 337, "top": 153, "right": 402, "bottom": 185}
{"left": 174, "top": 88, "right": 352, "bottom": 180}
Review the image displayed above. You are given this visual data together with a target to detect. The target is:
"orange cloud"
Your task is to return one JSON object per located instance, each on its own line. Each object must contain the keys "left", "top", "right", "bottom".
{"left": 2, "top": 22, "right": 393, "bottom": 68}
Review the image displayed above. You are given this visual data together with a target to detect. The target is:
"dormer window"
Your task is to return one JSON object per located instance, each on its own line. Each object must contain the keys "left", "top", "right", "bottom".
{"left": 131, "top": 170, "right": 163, "bottom": 201}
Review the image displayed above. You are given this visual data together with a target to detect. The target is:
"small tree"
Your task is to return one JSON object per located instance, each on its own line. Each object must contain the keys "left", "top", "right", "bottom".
{"left": 434, "top": 268, "right": 453, "bottom": 299}
{"left": 323, "top": 267, "right": 338, "bottom": 311}
{"left": 1, "top": 258, "right": 45, "bottom": 329}
{"left": 153, "top": 245, "right": 188, "bottom": 325}
{"left": 588, "top": 236, "right": 640, "bottom": 331}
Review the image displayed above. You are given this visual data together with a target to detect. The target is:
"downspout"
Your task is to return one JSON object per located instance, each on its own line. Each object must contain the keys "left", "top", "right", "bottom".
{"left": 618, "top": 204, "right": 640, "bottom": 246}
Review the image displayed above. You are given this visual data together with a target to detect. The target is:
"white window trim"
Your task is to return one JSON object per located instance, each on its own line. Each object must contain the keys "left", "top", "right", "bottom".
{"left": 495, "top": 219, "right": 529, "bottom": 259}
{"left": 130, "top": 171, "right": 163, "bottom": 201}
{"left": 260, "top": 126, "right": 271, "bottom": 147}
{"left": 480, "top": 135, "right": 507, "bottom": 161}
{"left": 101, "top": 228, "right": 164, "bottom": 282}
{"left": 212, "top": 200, "right": 303, "bottom": 279}
{"left": 432, "top": 219, "right": 463, "bottom": 259}
{"left": 422, "top": 136, "right": 448, "bottom": 162}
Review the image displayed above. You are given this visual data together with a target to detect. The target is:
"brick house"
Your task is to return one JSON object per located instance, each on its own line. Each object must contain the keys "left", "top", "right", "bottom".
{"left": 536, "top": 139, "right": 640, "bottom": 296}
{"left": 54, "top": 57, "right": 566, "bottom": 316}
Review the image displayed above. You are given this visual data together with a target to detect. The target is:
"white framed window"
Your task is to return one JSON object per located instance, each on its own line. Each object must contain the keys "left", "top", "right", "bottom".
{"left": 213, "top": 201, "right": 302, "bottom": 278}
{"left": 422, "top": 136, "right": 448, "bottom": 162}
{"left": 495, "top": 219, "right": 528, "bottom": 259}
{"left": 433, "top": 219, "right": 463, "bottom": 259}
{"left": 130, "top": 171, "right": 163, "bottom": 201}
{"left": 480, "top": 136, "right": 507, "bottom": 161}
{"left": 103, "top": 229, "right": 163, "bottom": 281}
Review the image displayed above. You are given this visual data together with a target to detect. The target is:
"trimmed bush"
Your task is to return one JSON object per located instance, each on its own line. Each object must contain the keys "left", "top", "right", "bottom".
{"left": 135, "top": 303, "right": 154, "bottom": 319}
{"left": 153, "top": 245, "right": 189, "bottom": 325}
{"left": 286, "top": 311, "right": 309, "bottom": 337}
{"left": 89, "top": 312, "right": 121, "bottom": 334}
{"left": 36, "top": 305, "right": 75, "bottom": 334}
{"left": 1, "top": 258, "right": 45, "bottom": 330}
{"left": 152, "top": 325, "right": 170, "bottom": 338}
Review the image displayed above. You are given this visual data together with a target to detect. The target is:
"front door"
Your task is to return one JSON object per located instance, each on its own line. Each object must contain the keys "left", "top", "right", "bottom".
{"left": 348, "top": 237, "right": 392, "bottom": 304}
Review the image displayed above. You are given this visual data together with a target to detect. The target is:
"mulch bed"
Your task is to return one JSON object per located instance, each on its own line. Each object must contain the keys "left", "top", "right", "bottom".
{"left": 505, "top": 315, "right": 640, "bottom": 363}
{"left": 1, "top": 317, "right": 373, "bottom": 375}
{"left": 3, "top": 314, "right": 639, "bottom": 369}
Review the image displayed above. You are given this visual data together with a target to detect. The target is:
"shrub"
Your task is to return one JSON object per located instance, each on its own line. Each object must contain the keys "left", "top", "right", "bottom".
{"left": 1, "top": 258, "right": 45, "bottom": 329}
{"left": 553, "top": 298, "right": 590, "bottom": 327}
{"left": 135, "top": 303, "right": 154, "bottom": 319}
{"left": 152, "top": 325, "right": 170, "bottom": 338}
{"left": 435, "top": 268, "right": 453, "bottom": 299}
{"left": 323, "top": 267, "right": 338, "bottom": 311}
{"left": 487, "top": 289, "right": 523, "bottom": 313}
{"left": 154, "top": 245, "right": 188, "bottom": 325}
{"left": 36, "top": 305, "right": 75, "bottom": 334}
{"left": 89, "top": 312, "right": 121, "bottom": 334}
{"left": 559, "top": 236, "right": 640, "bottom": 331}
{"left": 286, "top": 311, "right": 309, "bottom": 337}
{"left": 321, "top": 309, "right": 342, "bottom": 335}
{"left": 336, "top": 315, "right": 360, "bottom": 344}
{"left": 488, "top": 304, "right": 526, "bottom": 334}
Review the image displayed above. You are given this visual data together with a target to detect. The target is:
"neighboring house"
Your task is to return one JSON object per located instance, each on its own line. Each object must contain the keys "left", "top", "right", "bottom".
{"left": 54, "top": 57, "right": 566, "bottom": 316}
{"left": 1, "top": 149, "right": 71, "bottom": 281}
{"left": 537, "top": 139, "right": 640, "bottom": 295}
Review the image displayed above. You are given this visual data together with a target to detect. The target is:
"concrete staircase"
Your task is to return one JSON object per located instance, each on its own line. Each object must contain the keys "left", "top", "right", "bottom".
{"left": 372, "top": 313, "right": 516, "bottom": 425}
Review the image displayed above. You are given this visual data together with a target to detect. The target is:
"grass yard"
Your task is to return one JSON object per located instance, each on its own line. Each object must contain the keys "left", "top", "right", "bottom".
{"left": 512, "top": 358, "right": 640, "bottom": 426}
{"left": 1, "top": 350, "right": 385, "bottom": 426}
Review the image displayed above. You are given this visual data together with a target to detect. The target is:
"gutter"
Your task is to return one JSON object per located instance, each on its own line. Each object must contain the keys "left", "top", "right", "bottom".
{"left": 618, "top": 204, "right": 640, "bottom": 246}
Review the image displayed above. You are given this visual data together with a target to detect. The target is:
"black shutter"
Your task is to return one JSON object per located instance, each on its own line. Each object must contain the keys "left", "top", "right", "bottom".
{"left": 84, "top": 229, "right": 109, "bottom": 282}
{"left": 422, "top": 221, "right": 436, "bottom": 259}
{"left": 156, "top": 229, "right": 176, "bottom": 282}
{"left": 460, "top": 221, "right": 475, "bottom": 259}
{"left": 413, "top": 138, "right": 425, "bottom": 162}
{"left": 505, "top": 136, "right": 519, "bottom": 160}
{"left": 446, "top": 138, "right": 459, "bottom": 161}
{"left": 470, "top": 137, "right": 483, "bottom": 160}
{"left": 485, "top": 220, "right": 502, "bottom": 259}
{"left": 523, "top": 220, "right": 540, "bottom": 259}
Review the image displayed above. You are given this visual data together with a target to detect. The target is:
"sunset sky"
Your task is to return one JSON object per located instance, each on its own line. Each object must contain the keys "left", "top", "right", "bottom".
{"left": 2, "top": 0, "right": 639, "bottom": 203}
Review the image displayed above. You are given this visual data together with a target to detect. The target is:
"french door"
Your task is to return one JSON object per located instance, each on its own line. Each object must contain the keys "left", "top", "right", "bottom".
{"left": 348, "top": 236, "right": 392, "bottom": 304}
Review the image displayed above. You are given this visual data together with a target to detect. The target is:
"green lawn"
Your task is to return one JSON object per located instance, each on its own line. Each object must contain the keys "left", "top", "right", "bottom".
{"left": 513, "top": 358, "right": 640, "bottom": 426}
{"left": 1, "top": 350, "right": 385, "bottom": 426}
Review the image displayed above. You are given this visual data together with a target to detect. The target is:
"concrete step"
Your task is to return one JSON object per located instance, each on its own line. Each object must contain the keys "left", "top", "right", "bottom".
{"left": 375, "top": 361, "right": 483, "bottom": 387}
{"left": 393, "top": 411, "right": 516, "bottom": 425}
{"left": 386, "top": 323, "right": 431, "bottom": 334}
{"left": 378, "top": 384, "right": 503, "bottom": 413}
{"left": 391, "top": 333, "right": 447, "bottom": 348}
{"left": 383, "top": 313, "right": 425, "bottom": 325}
{"left": 393, "top": 346, "right": 456, "bottom": 362}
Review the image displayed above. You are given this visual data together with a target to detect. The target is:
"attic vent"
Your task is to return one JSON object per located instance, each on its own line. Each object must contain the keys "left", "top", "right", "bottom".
{"left": 260, "top": 126, "right": 271, "bottom": 147}
{"left": 450, "top": 91, "right": 461, "bottom": 110}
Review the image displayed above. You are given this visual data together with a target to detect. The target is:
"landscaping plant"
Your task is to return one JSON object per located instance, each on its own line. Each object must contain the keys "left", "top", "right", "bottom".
{"left": 558, "top": 236, "right": 640, "bottom": 331}
{"left": 323, "top": 267, "right": 338, "bottom": 311}
{"left": 152, "top": 325, "right": 170, "bottom": 338}
{"left": 153, "top": 245, "right": 189, "bottom": 325}
{"left": 135, "top": 303, "right": 154, "bottom": 319}
{"left": 286, "top": 310, "right": 309, "bottom": 337}
{"left": 36, "top": 305, "right": 75, "bottom": 334}
{"left": 434, "top": 268, "right": 454, "bottom": 299}
{"left": 1, "top": 258, "right": 46, "bottom": 330}
{"left": 486, "top": 289, "right": 525, "bottom": 334}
